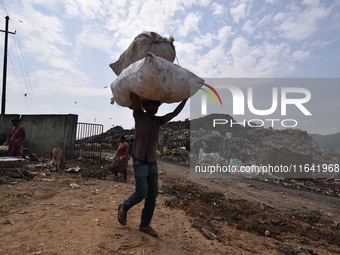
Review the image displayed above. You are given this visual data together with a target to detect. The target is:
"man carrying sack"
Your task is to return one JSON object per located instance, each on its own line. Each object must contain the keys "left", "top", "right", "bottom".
{"left": 117, "top": 92, "right": 188, "bottom": 237}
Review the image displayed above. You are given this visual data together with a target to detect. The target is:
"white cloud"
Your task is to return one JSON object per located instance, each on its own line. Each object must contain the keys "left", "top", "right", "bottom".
{"left": 75, "top": 25, "right": 114, "bottom": 53}
{"left": 174, "top": 41, "right": 202, "bottom": 68}
{"left": 103, "top": 1, "right": 183, "bottom": 50}
{"left": 302, "top": 0, "right": 320, "bottom": 7}
{"left": 193, "top": 33, "right": 215, "bottom": 48}
{"left": 218, "top": 26, "right": 233, "bottom": 44}
{"left": 62, "top": 0, "right": 81, "bottom": 18}
{"left": 229, "top": 37, "right": 257, "bottom": 75}
{"left": 178, "top": 12, "right": 201, "bottom": 37}
{"left": 177, "top": 31, "right": 309, "bottom": 78}
{"left": 258, "top": 14, "right": 272, "bottom": 27}
{"left": 60, "top": 0, "right": 113, "bottom": 20}
{"left": 199, "top": 0, "right": 212, "bottom": 6}
{"left": 15, "top": 5, "right": 70, "bottom": 47}
{"left": 291, "top": 50, "right": 310, "bottom": 61}
{"left": 211, "top": 2, "right": 227, "bottom": 16}
{"left": 230, "top": 3, "right": 246, "bottom": 23}
{"left": 242, "top": 20, "right": 254, "bottom": 35}
{"left": 216, "top": 37, "right": 295, "bottom": 77}
{"left": 254, "top": 43, "right": 293, "bottom": 76}
{"left": 28, "top": 69, "right": 103, "bottom": 97}
{"left": 311, "top": 39, "right": 335, "bottom": 48}
{"left": 23, "top": 36, "right": 81, "bottom": 76}
{"left": 276, "top": 2, "right": 331, "bottom": 41}
{"left": 199, "top": 45, "right": 231, "bottom": 77}
{"left": 183, "top": 0, "right": 212, "bottom": 7}
{"left": 273, "top": 12, "right": 285, "bottom": 21}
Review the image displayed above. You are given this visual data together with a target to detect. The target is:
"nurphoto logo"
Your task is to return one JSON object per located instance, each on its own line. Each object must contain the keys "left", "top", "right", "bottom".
{"left": 197, "top": 81, "right": 312, "bottom": 129}
{"left": 197, "top": 82, "right": 223, "bottom": 106}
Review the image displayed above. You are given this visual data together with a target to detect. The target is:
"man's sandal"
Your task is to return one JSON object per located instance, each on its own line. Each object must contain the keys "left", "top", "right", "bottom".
{"left": 139, "top": 225, "right": 158, "bottom": 237}
{"left": 117, "top": 204, "right": 127, "bottom": 225}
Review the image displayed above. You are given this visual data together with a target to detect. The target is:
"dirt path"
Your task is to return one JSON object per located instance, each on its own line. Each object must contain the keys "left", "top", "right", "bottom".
{"left": 0, "top": 158, "right": 339, "bottom": 255}
{"left": 158, "top": 160, "right": 340, "bottom": 223}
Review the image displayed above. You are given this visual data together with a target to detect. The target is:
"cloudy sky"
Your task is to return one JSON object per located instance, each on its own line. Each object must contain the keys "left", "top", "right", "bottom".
{"left": 0, "top": 0, "right": 339, "bottom": 134}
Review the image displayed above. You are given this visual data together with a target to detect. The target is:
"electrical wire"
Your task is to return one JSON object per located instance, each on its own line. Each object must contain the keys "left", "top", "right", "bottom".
{"left": 11, "top": 33, "right": 40, "bottom": 113}
{"left": 0, "top": 0, "right": 8, "bottom": 16}
{"left": 7, "top": 51, "right": 33, "bottom": 113}
{"left": 0, "top": 1, "right": 40, "bottom": 113}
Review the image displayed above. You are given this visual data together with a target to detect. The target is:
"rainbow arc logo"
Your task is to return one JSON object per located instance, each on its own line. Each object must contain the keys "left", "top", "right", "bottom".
{"left": 197, "top": 82, "right": 223, "bottom": 106}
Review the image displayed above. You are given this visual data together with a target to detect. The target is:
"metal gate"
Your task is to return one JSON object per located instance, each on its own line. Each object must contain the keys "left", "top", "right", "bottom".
{"left": 74, "top": 123, "right": 103, "bottom": 158}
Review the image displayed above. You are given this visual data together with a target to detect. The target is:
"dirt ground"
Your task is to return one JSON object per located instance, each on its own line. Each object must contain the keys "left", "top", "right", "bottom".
{"left": 0, "top": 154, "right": 339, "bottom": 255}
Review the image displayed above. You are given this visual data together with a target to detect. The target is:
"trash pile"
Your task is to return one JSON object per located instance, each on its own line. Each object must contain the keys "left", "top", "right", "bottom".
{"left": 1, "top": 113, "right": 339, "bottom": 196}
{"left": 101, "top": 126, "right": 134, "bottom": 148}
{"left": 156, "top": 114, "right": 340, "bottom": 196}
{"left": 156, "top": 120, "right": 190, "bottom": 165}
{"left": 75, "top": 125, "right": 134, "bottom": 153}
{"left": 76, "top": 112, "right": 336, "bottom": 173}
{"left": 159, "top": 120, "right": 190, "bottom": 149}
{"left": 274, "top": 178, "right": 340, "bottom": 197}
{"left": 191, "top": 114, "right": 336, "bottom": 165}
{"left": 0, "top": 156, "right": 113, "bottom": 185}
{"left": 156, "top": 113, "right": 339, "bottom": 169}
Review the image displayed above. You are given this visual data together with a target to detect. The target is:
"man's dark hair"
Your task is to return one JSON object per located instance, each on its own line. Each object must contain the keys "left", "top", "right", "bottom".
{"left": 143, "top": 100, "right": 161, "bottom": 108}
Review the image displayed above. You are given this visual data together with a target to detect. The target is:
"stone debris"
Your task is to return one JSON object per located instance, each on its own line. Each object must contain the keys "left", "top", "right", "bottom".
{"left": 275, "top": 242, "right": 318, "bottom": 255}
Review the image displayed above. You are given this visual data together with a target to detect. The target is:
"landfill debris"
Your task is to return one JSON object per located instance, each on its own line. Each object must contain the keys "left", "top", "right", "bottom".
{"left": 93, "top": 189, "right": 100, "bottom": 194}
{"left": 0, "top": 145, "right": 8, "bottom": 152}
{"left": 0, "top": 157, "right": 28, "bottom": 168}
{"left": 189, "top": 114, "right": 335, "bottom": 167}
{"left": 1, "top": 113, "right": 339, "bottom": 197}
{"left": 201, "top": 227, "right": 218, "bottom": 240}
{"left": 70, "top": 183, "right": 80, "bottom": 189}
{"left": 41, "top": 177, "right": 55, "bottom": 182}
{"left": 275, "top": 242, "right": 317, "bottom": 255}
{"left": 92, "top": 219, "right": 102, "bottom": 226}
{"left": 22, "top": 148, "right": 39, "bottom": 161}
{"left": 229, "top": 158, "right": 242, "bottom": 166}
{"left": 65, "top": 166, "right": 81, "bottom": 173}
{"left": 265, "top": 230, "right": 270, "bottom": 237}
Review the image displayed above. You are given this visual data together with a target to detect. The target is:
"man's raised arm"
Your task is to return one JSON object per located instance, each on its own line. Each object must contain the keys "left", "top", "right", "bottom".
{"left": 162, "top": 99, "right": 188, "bottom": 125}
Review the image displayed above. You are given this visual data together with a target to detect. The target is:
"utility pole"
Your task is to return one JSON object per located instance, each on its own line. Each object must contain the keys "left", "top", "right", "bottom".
{"left": 0, "top": 16, "right": 16, "bottom": 115}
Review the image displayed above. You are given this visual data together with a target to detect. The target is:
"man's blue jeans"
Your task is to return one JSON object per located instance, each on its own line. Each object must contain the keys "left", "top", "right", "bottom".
{"left": 122, "top": 157, "right": 158, "bottom": 228}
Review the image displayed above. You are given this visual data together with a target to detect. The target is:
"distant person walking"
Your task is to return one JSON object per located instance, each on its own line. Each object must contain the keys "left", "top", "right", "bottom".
{"left": 117, "top": 92, "right": 187, "bottom": 237}
{"left": 109, "top": 136, "right": 129, "bottom": 181}
{"left": 5, "top": 117, "right": 25, "bottom": 156}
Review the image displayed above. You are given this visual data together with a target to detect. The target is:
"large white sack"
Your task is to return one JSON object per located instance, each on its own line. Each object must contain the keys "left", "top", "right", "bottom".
{"left": 110, "top": 52, "right": 204, "bottom": 107}
{"left": 109, "top": 31, "right": 176, "bottom": 76}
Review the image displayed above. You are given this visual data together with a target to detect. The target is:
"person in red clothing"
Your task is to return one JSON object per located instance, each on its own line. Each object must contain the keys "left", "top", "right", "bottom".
{"left": 109, "top": 136, "right": 129, "bottom": 181}
{"left": 117, "top": 92, "right": 187, "bottom": 237}
{"left": 5, "top": 118, "right": 25, "bottom": 156}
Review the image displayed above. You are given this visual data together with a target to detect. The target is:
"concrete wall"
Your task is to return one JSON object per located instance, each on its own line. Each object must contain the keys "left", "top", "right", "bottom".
{"left": 0, "top": 114, "right": 78, "bottom": 158}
